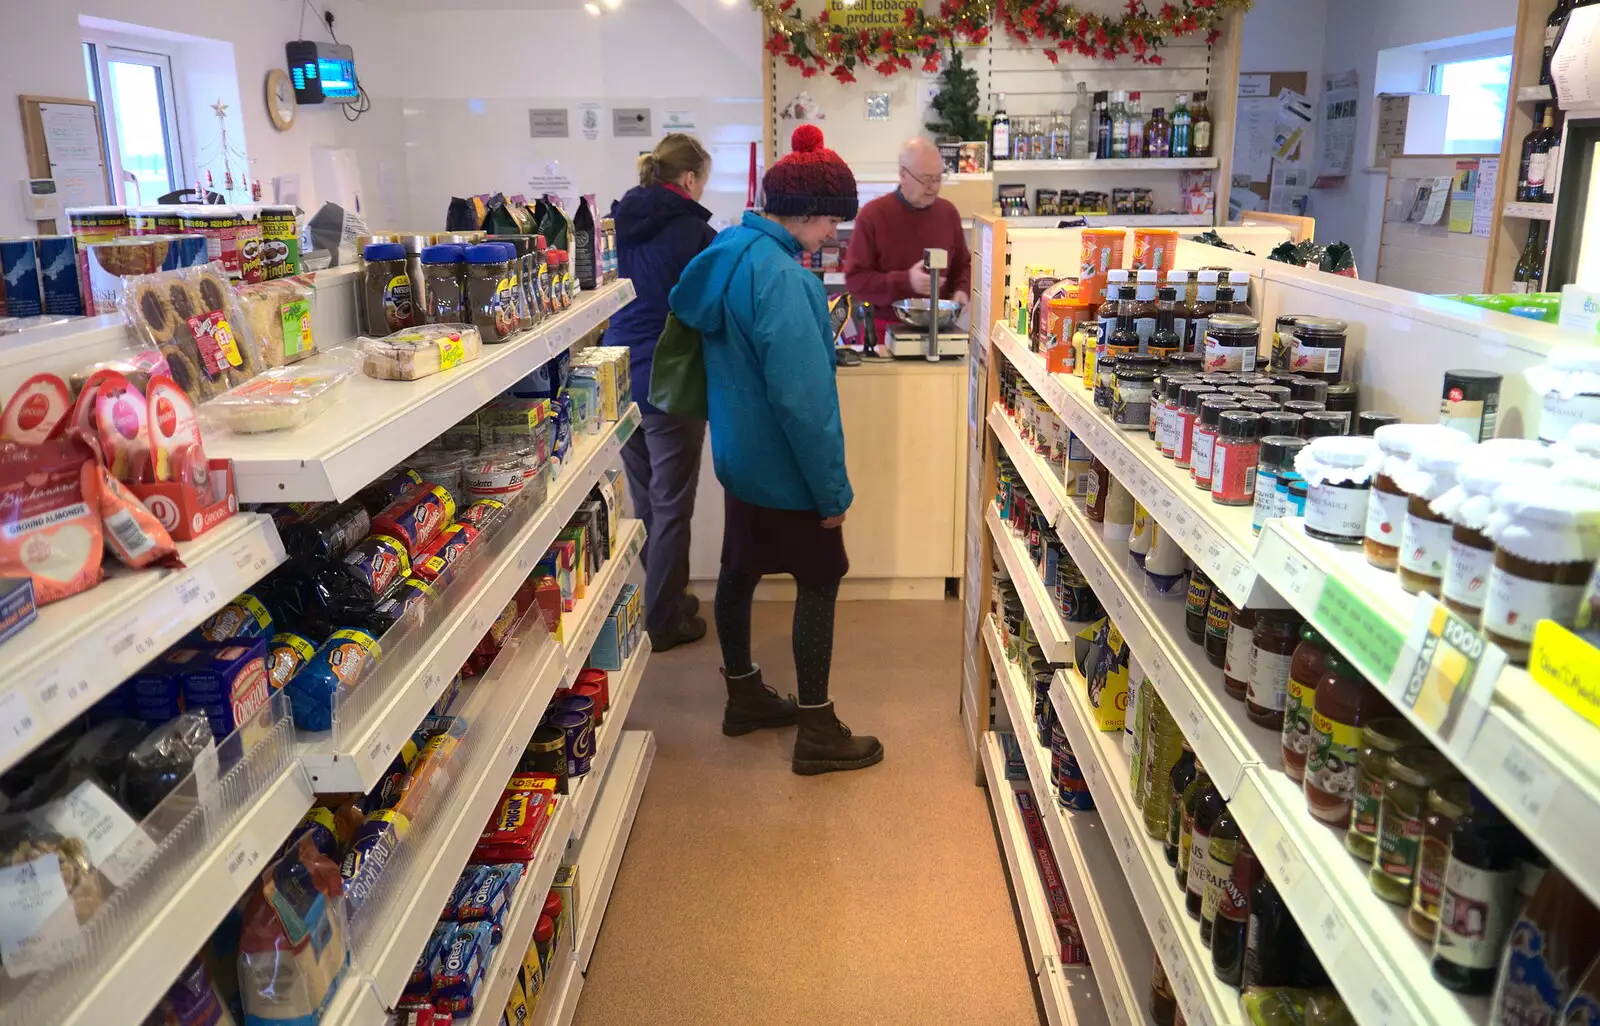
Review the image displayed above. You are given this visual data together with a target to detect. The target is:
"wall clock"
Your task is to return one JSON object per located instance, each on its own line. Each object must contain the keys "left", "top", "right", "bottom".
{"left": 266, "top": 68, "right": 296, "bottom": 131}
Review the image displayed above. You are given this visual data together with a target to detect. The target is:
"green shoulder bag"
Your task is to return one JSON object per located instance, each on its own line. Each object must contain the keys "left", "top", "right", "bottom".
{"left": 648, "top": 311, "right": 708, "bottom": 419}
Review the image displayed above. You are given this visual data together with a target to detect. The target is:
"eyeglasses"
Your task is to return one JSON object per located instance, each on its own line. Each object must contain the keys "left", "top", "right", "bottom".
{"left": 899, "top": 166, "right": 944, "bottom": 188}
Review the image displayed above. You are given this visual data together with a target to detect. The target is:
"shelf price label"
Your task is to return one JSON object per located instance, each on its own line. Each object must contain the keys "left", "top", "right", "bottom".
{"left": 174, "top": 570, "right": 220, "bottom": 613}
{"left": 1389, "top": 597, "right": 1505, "bottom": 743}
{"left": 1499, "top": 741, "right": 1558, "bottom": 826}
{"left": 31, "top": 656, "right": 92, "bottom": 720}
{"left": 0, "top": 690, "right": 42, "bottom": 764}
{"left": 1314, "top": 576, "right": 1404, "bottom": 682}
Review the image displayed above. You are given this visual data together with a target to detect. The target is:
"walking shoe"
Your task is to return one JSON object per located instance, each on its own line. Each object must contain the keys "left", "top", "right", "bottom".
{"left": 649, "top": 614, "right": 707, "bottom": 653}
{"left": 792, "top": 701, "right": 884, "bottom": 775}
{"left": 682, "top": 592, "right": 700, "bottom": 618}
{"left": 721, "top": 666, "right": 798, "bottom": 736}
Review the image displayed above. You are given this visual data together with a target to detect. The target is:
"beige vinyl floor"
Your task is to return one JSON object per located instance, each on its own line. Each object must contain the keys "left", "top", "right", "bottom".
{"left": 572, "top": 598, "right": 1043, "bottom": 1025}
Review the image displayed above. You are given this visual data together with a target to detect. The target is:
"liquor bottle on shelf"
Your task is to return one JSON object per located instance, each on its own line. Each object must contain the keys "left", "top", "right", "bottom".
{"left": 992, "top": 93, "right": 1012, "bottom": 161}
{"left": 1096, "top": 91, "right": 1113, "bottom": 159}
{"left": 1520, "top": 105, "right": 1557, "bottom": 202}
{"left": 1171, "top": 93, "right": 1194, "bottom": 158}
{"left": 1193, "top": 90, "right": 1213, "bottom": 157}
{"left": 1146, "top": 107, "right": 1171, "bottom": 158}
{"left": 1111, "top": 90, "right": 1130, "bottom": 158}
{"left": 1512, "top": 222, "right": 1548, "bottom": 293}
{"left": 1049, "top": 110, "right": 1070, "bottom": 160}
{"left": 1128, "top": 91, "right": 1146, "bottom": 158}
{"left": 1029, "top": 117, "right": 1047, "bottom": 160}
{"left": 1071, "top": 82, "right": 1093, "bottom": 159}
{"left": 1213, "top": 836, "right": 1259, "bottom": 986}
{"left": 1543, "top": 0, "right": 1572, "bottom": 87}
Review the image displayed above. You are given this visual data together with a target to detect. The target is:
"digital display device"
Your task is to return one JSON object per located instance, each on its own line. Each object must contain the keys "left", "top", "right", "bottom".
{"left": 285, "top": 41, "right": 359, "bottom": 104}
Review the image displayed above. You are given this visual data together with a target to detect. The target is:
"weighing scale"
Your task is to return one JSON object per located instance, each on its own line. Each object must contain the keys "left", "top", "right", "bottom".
{"left": 880, "top": 247, "right": 970, "bottom": 360}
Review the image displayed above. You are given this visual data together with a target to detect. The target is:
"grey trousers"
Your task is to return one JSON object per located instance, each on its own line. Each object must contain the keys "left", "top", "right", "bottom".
{"left": 621, "top": 411, "right": 706, "bottom": 633}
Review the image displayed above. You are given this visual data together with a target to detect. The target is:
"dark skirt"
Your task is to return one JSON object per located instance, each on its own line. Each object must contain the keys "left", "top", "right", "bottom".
{"left": 721, "top": 492, "right": 849, "bottom": 586}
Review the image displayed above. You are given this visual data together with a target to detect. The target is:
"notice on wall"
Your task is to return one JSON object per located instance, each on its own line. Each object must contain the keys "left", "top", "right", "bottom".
{"left": 613, "top": 108, "right": 651, "bottom": 137}
{"left": 1553, "top": 5, "right": 1600, "bottom": 109}
{"left": 1472, "top": 158, "right": 1499, "bottom": 238}
{"left": 529, "top": 109, "right": 569, "bottom": 138}
{"left": 578, "top": 102, "right": 603, "bottom": 141}
{"left": 1235, "top": 97, "right": 1277, "bottom": 183}
{"left": 1313, "top": 70, "right": 1359, "bottom": 188}
{"left": 1448, "top": 160, "right": 1480, "bottom": 234}
{"left": 1274, "top": 89, "right": 1312, "bottom": 161}
{"left": 38, "top": 104, "right": 101, "bottom": 167}
{"left": 1238, "top": 74, "right": 1273, "bottom": 98}
{"left": 663, "top": 109, "right": 696, "bottom": 132}
{"left": 1269, "top": 161, "right": 1311, "bottom": 215}
{"left": 825, "top": 0, "right": 902, "bottom": 31}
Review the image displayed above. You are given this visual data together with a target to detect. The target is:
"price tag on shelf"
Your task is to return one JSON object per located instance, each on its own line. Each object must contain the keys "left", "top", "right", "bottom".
{"left": 223, "top": 832, "right": 265, "bottom": 890}
{"left": 1366, "top": 977, "right": 1403, "bottom": 1026}
{"left": 0, "top": 689, "right": 42, "bottom": 765}
{"left": 1225, "top": 558, "right": 1252, "bottom": 594}
{"left": 1277, "top": 547, "right": 1315, "bottom": 603}
{"left": 1116, "top": 828, "right": 1137, "bottom": 870}
{"left": 105, "top": 610, "right": 161, "bottom": 671}
{"left": 1204, "top": 536, "right": 1225, "bottom": 567}
{"left": 1315, "top": 903, "right": 1352, "bottom": 963}
{"left": 367, "top": 735, "right": 394, "bottom": 768}
{"left": 30, "top": 655, "right": 93, "bottom": 721}
{"left": 1272, "top": 833, "right": 1304, "bottom": 887}
{"left": 231, "top": 538, "right": 272, "bottom": 577}
{"left": 1388, "top": 596, "right": 1505, "bottom": 741}
{"left": 1498, "top": 741, "right": 1558, "bottom": 825}
{"left": 1315, "top": 576, "right": 1404, "bottom": 682}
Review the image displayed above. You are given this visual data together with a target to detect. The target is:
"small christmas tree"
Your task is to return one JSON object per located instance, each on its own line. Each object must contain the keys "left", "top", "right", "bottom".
{"left": 925, "top": 47, "right": 983, "bottom": 142}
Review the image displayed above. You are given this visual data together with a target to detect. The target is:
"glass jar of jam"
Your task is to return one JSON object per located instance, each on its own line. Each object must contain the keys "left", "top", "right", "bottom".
{"left": 1204, "top": 312, "right": 1261, "bottom": 374}
{"left": 1370, "top": 748, "right": 1458, "bottom": 905}
{"left": 1247, "top": 610, "right": 1302, "bottom": 730}
{"left": 1433, "top": 455, "right": 1555, "bottom": 626}
{"left": 1281, "top": 623, "right": 1328, "bottom": 784}
{"left": 1203, "top": 589, "right": 1234, "bottom": 669}
{"left": 1298, "top": 436, "right": 1379, "bottom": 546}
{"left": 1365, "top": 425, "right": 1464, "bottom": 572}
{"left": 1304, "top": 651, "right": 1382, "bottom": 827}
{"left": 1222, "top": 604, "right": 1255, "bottom": 699}
{"left": 1409, "top": 778, "right": 1470, "bottom": 940}
{"left": 1396, "top": 445, "right": 1470, "bottom": 597}
{"left": 1191, "top": 399, "right": 1241, "bottom": 491}
{"left": 1481, "top": 486, "right": 1600, "bottom": 665}
{"left": 1211, "top": 410, "right": 1262, "bottom": 506}
{"left": 1286, "top": 316, "right": 1348, "bottom": 383}
{"left": 1345, "top": 719, "right": 1423, "bottom": 861}
{"left": 1184, "top": 568, "right": 1213, "bottom": 644}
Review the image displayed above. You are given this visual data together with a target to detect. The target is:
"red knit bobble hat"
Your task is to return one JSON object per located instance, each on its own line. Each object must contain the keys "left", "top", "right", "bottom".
{"left": 762, "top": 125, "right": 859, "bottom": 220}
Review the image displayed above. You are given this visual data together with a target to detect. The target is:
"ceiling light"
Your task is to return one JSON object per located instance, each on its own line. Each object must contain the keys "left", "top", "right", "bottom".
{"left": 584, "top": 2, "right": 600, "bottom": 12}
{"left": 602, "top": 0, "right": 622, "bottom": 9}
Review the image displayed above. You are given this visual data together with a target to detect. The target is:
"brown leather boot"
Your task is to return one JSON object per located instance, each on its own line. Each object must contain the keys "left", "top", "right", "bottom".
{"left": 722, "top": 667, "right": 798, "bottom": 736}
{"left": 792, "top": 702, "right": 884, "bottom": 775}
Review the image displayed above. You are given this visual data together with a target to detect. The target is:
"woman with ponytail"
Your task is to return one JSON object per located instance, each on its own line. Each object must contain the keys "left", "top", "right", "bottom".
{"left": 611, "top": 132, "right": 717, "bottom": 651}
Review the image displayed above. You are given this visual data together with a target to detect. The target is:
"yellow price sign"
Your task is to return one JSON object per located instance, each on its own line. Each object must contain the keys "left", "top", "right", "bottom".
{"left": 1391, "top": 596, "right": 1505, "bottom": 742}
{"left": 1528, "top": 621, "right": 1600, "bottom": 731}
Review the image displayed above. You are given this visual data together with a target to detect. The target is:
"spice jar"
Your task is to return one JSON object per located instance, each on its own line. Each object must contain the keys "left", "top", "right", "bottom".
{"left": 1261, "top": 410, "right": 1302, "bottom": 439}
{"left": 1175, "top": 384, "right": 1219, "bottom": 469}
{"left": 1085, "top": 456, "right": 1110, "bottom": 522}
{"left": 1191, "top": 399, "right": 1241, "bottom": 491}
{"left": 1222, "top": 605, "right": 1255, "bottom": 699}
{"left": 1527, "top": 346, "right": 1600, "bottom": 445}
{"left": 1396, "top": 445, "right": 1471, "bottom": 596}
{"left": 1289, "top": 376, "right": 1330, "bottom": 405}
{"left": 1296, "top": 436, "right": 1379, "bottom": 546}
{"left": 1204, "top": 313, "right": 1261, "bottom": 374}
{"left": 362, "top": 242, "right": 418, "bottom": 335}
{"left": 1147, "top": 368, "right": 1167, "bottom": 441}
{"left": 1304, "top": 651, "right": 1382, "bottom": 827}
{"left": 1210, "top": 410, "right": 1261, "bottom": 506}
{"left": 420, "top": 244, "right": 467, "bottom": 324}
{"left": 1286, "top": 316, "right": 1348, "bottom": 383}
{"left": 1365, "top": 425, "right": 1464, "bottom": 571}
{"left": 1409, "top": 779, "right": 1470, "bottom": 940}
{"left": 1204, "top": 589, "right": 1234, "bottom": 669}
{"left": 1185, "top": 568, "right": 1213, "bottom": 644}
{"left": 1370, "top": 748, "right": 1458, "bottom": 905}
{"left": 1157, "top": 375, "right": 1194, "bottom": 455}
{"left": 1252, "top": 435, "right": 1306, "bottom": 534}
{"left": 1113, "top": 353, "right": 1161, "bottom": 429}
{"left": 1302, "top": 411, "right": 1348, "bottom": 439}
{"left": 1345, "top": 718, "right": 1422, "bottom": 862}
{"left": 1481, "top": 484, "right": 1600, "bottom": 664}
{"left": 466, "top": 242, "right": 518, "bottom": 343}
{"left": 1282, "top": 623, "right": 1329, "bottom": 783}
{"left": 1358, "top": 411, "right": 1400, "bottom": 436}
{"left": 1246, "top": 610, "right": 1302, "bottom": 730}
{"left": 1432, "top": 452, "right": 1556, "bottom": 625}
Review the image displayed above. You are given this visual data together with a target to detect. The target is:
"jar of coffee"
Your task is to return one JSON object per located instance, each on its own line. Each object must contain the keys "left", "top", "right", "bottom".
{"left": 465, "top": 242, "right": 518, "bottom": 343}
{"left": 362, "top": 242, "right": 418, "bottom": 335}
{"left": 420, "top": 244, "right": 467, "bottom": 324}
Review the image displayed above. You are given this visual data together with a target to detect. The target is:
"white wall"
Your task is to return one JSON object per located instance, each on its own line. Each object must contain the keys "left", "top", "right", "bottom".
{"left": 1238, "top": 0, "right": 1328, "bottom": 166}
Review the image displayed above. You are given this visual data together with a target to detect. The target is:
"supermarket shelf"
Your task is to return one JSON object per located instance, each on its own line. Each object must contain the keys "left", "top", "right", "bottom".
{"left": 0, "top": 512, "right": 285, "bottom": 776}
{"left": 1006, "top": 214, "right": 1213, "bottom": 229}
{"left": 982, "top": 733, "right": 1112, "bottom": 1026}
{"left": 987, "top": 616, "right": 1157, "bottom": 1026}
{"left": 559, "top": 520, "right": 647, "bottom": 688}
{"left": 990, "top": 402, "right": 1070, "bottom": 526}
{"left": 1256, "top": 519, "right": 1600, "bottom": 910}
{"left": 995, "top": 158, "right": 1219, "bottom": 171}
{"left": 321, "top": 632, "right": 566, "bottom": 1026}
{"left": 531, "top": 935, "right": 584, "bottom": 1026}
{"left": 1502, "top": 202, "right": 1554, "bottom": 220}
{"left": 459, "top": 799, "right": 576, "bottom": 1026}
{"left": 568, "top": 634, "right": 651, "bottom": 840}
{"left": 992, "top": 323, "right": 1276, "bottom": 609}
{"left": 211, "top": 279, "right": 636, "bottom": 503}
{"left": 573, "top": 729, "right": 656, "bottom": 972}
{"left": 1516, "top": 84, "right": 1553, "bottom": 102}
{"left": 986, "top": 502, "right": 1077, "bottom": 665}
{"left": 1050, "top": 667, "right": 1242, "bottom": 1026}
{"left": 298, "top": 410, "right": 639, "bottom": 794}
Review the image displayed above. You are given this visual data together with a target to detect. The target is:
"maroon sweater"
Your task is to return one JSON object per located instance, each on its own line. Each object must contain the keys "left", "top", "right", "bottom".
{"left": 844, "top": 192, "right": 972, "bottom": 329}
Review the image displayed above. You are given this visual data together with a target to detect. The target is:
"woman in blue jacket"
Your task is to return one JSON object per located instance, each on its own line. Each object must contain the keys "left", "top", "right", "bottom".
{"left": 611, "top": 134, "right": 717, "bottom": 651}
{"left": 670, "top": 125, "right": 883, "bottom": 775}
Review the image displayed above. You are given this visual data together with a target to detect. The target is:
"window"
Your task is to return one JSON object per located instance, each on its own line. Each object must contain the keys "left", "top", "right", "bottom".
{"left": 83, "top": 39, "right": 186, "bottom": 203}
{"left": 1429, "top": 52, "right": 1512, "bottom": 154}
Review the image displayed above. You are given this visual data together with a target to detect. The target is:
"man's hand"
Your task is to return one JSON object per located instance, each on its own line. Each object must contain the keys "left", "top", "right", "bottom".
{"left": 954, "top": 290, "right": 970, "bottom": 309}
{"left": 821, "top": 513, "right": 846, "bottom": 529}
{"left": 907, "top": 262, "right": 931, "bottom": 296}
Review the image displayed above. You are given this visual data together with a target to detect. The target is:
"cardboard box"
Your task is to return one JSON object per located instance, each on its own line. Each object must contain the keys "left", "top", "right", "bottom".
{"left": 551, "top": 863, "right": 580, "bottom": 948}
{"left": 176, "top": 639, "right": 272, "bottom": 742}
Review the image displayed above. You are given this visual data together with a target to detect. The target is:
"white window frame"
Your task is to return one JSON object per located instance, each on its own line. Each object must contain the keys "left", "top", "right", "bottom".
{"left": 83, "top": 35, "right": 188, "bottom": 204}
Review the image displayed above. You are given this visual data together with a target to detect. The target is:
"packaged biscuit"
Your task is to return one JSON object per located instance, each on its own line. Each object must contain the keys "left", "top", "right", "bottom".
{"left": 120, "top": 261, "right": 265, "bottom": 400}
{"left": 373, "top": 483, "right": 456, "bottom": 557}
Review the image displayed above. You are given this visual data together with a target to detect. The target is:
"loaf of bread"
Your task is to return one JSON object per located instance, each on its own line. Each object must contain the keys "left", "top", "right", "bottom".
{"left": 360, "top": 324, "right": 483, "bottom": 381}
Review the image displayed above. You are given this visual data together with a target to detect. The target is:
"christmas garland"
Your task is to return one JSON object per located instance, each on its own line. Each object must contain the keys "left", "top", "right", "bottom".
{"left": 758, "top": 0, "right": 1251, "bottom": 82}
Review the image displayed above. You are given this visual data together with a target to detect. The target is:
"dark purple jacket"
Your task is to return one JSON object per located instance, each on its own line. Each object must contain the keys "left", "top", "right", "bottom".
{"left": 607, "top": 185, "right": 715, "bottom": 412}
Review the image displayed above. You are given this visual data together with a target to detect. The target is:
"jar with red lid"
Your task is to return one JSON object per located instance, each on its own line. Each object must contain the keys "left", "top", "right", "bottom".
{"left": 1210, "top": 410, "right": 1261, "bottom": 506}
{"left": 1222, "top": 605, "right": 1256, "bottom": 701}
{"left": 1246, "top": 610, "right": 1303, "bottom": 729}
{"left": 1191, "top": 399, "right": 1241, "bottom": 491}
{"left": 1175, "top": 384, "right": 1218, "bottom": 469}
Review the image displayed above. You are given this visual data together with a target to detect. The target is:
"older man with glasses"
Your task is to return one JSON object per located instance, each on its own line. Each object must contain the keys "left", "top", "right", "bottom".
{"left": 843, "top": 137, "right": 972, "bottom": 342}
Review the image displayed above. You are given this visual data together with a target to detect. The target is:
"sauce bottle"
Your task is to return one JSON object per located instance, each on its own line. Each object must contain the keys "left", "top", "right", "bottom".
{"left": 1213, "top": 835, "right": 1258, "bottom": 986}
{"left": 1203, "top": 588, "right": 1234, "bottom": 669}
{"left": 1243, "top": 872, "right": 1299, "bottom": 988}
{"left": 1304, "top": 651, "right": 1382, "bottom": 827}
{"left": 1282, "top": 623, "right": 1328, "bottom": 784}
{"left": 1222, "top": 605, "right": 1257, "bottom": 701}
{"left": 1190, "top": 270, "right": 1219, "bottom": 353}
{"left": 1143, "top": 694, "right": 1187, "bottom": 840}
{"left": 1177, "top": 765, "right": 1211, "bottom": 894}
{"left": 1202, "top": 805, "right": 1240, "bottom": 946}
{"left": 1184, "top": 569, "right": 1213, "bottom": 645}
{"left": 1186, "top": 777, "right": 1225, "bottom": 921}
{"left": 1166, "top": 743, "right": 1197, "bottom": 867}
{"left": 1560, "top": 953, "right": 1600, "bottom": 1026}
{"left": 1430, "top": 786, "right": 1521, "bottom": 993}
{"left": 1133, "top": 269, "right": 1161, "bottom": 349}
{"left": 1490, "top": 868, "right": 1600, "bottom": 1022}
{"left": 1411, "top": 779, "right": 1470, "bottom": 941}
{"left": 1167, "top": 270, "right": 1195, "bottom": 346}
{"left": 1246, "top": 610, "right": 1302, "bottom": 730}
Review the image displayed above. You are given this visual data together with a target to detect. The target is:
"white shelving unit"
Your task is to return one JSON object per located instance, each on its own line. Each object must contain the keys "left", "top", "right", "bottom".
{"left": 572, "top": 730, "right": 656, "bottom": 972}
{"left": 996, "top": 158, "right": 1219, "bottom": 171}
{"left": 987, "top": 502, "right": 1078, "bottom": 665}
{"left": 298, "top": 413, "right": 640, "bottom": 794}
{"left": 0, "top": 513, "right": 285, "bottom": 775}
{"left": 568, "top": 637, "right": 652, "bottom": 840}
{"left": 531, "top": 934, "right": 585, "bottom": 1026}
{"left": 1005, "top": 214, "right": 1212, "bottom": 229}
{"left": 210, "top": 280, "right": 637, "bottom": 503}
{"left": 1501, "top": 202, "right": 1554, "bottom": 220}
